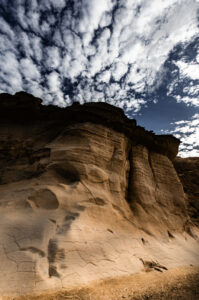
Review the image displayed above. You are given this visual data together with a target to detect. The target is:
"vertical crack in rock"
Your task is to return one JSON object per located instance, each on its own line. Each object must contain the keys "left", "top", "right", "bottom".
{"left": 148, "top": 152, "right": 158, "bottom": 202}
{"left": 47, "top": 238, "right": 60, "bottom": 278}
{"left": 126, "top": 143, "right": 133, "bottom": 207}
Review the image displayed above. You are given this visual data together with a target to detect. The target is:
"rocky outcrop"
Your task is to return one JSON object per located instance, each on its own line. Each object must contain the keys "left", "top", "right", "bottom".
{"left": 0, "top": 91, "right": 179, "bottom": 160}
{"left": 174, "top": 157, "right": 199, "bottom": 226}
{"left": 0, "top": 92, "right": 198, "bottom": 297}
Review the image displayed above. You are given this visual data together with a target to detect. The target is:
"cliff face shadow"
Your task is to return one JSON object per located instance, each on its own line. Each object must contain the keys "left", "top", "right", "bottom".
{"left": 51, "top": 163, "right": 80, "bottom": 185}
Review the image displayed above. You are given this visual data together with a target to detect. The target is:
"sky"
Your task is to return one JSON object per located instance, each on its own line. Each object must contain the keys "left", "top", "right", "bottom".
{"left": 0, "top": 0, "right": 198, "bottom": 157}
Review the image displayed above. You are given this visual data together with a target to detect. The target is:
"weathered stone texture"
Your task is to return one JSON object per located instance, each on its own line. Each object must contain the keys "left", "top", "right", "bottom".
{"left": 0, "top": 92, "right": 198, "bottom": 297}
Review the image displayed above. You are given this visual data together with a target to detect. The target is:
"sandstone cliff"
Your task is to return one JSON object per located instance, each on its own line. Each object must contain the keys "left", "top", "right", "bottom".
{"left": 0, "top": 92, "right": 198, "bottom": 298}
{"left": 174, "top": 157, "right": 199, "bottom": 226}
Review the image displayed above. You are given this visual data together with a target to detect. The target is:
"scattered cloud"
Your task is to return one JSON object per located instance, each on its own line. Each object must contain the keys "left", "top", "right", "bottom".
{"left": 166, "top": 114, "right": 199, "bottom": 157}
{"left": 0, "top": 0, "right": 198, "bottom": 113}
{"left": 167, "top": 57, "right": 199, "bottom": 106}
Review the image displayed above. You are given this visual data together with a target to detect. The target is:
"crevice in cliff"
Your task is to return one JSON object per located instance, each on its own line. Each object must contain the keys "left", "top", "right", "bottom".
{"left": 126, "top": 143, "right": 133, "bottom": 207}
{"left": 148, "top": 152, "right": 158, "bottom": 200}
{"left": 148, "top": 153, "right": 155, "bottom": 182}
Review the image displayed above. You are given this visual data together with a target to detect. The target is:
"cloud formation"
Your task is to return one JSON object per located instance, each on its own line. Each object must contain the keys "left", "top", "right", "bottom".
{"left": 168, "top": 114, "right": 199, "bottom": 157}
{"left": 166, "top": 36, "right": 199, "bottom": 107}
{"left": 0, "top": 0, "right": 198, "bottom": 112}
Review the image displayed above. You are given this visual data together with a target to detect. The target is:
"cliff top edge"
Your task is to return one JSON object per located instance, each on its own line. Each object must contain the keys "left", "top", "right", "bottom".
{"left": 0, "top": 91, "right": 180, "bottom": 160}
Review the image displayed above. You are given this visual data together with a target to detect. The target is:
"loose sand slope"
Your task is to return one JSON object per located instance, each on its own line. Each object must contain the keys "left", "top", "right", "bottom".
{"left": 0, "top": 92, "right": 198, "bottom": 297}
{"left": 11, "top": 266, "right": 199, "bottom": 300}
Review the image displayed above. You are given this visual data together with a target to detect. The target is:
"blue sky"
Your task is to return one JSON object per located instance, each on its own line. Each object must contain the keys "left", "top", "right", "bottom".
{"left": 0, "top": 0, "right": 198, "bottom": 156}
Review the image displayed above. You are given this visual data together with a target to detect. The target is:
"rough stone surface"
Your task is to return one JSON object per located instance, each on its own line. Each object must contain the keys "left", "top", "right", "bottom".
{"left": 0, "top": 92, "right": 198, "bottom": 297}
{"left": 174, "top": 157, "right": 199, "bottom": 226}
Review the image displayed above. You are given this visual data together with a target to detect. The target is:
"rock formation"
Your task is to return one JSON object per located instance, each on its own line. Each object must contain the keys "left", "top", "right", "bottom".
{"left": 174, "top": 157, "right": 199, "bottom": 226}
{"left": 0, "top": 92, "right": 198, "bottom": 298}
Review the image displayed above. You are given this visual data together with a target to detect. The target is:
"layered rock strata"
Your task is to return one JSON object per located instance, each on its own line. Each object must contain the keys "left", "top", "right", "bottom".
{"left": 174, "top": 157, "right": 199, "bottom": 226}
{"left": 0, "top": 92, "right": 198, "bottom": 297}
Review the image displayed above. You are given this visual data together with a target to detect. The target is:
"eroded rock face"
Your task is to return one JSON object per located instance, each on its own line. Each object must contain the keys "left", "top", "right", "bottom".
{"left": 128, "top": 146, "right": 188, "bottom": 236}
{"left": 0, "top": 92, "right": 198, "bottom": 297}
{"left": 174, "top": 157, "right": 199, "bottom": 226}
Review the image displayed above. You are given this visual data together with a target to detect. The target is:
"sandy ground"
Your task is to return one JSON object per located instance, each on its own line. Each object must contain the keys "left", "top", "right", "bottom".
{"left": 5, "top": 265, "right": 199, "bottom": 300}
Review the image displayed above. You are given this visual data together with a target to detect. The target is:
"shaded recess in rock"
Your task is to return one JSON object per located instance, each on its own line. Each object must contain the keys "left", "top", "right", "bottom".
{"left": 49, "top": 163, "right": 80, "bottom": 184}
{"left": 28, "top": 189, "right": 59, "bottom": 210}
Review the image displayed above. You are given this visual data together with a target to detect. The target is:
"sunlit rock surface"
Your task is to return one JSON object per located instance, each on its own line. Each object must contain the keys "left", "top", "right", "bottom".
{"left": 0, "top": 92, "right": 198, "bottom": 297}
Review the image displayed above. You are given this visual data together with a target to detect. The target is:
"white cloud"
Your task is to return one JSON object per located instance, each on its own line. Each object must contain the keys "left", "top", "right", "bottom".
{"left": 0, "top": 52, "right": 23, "bottom": 92}
{"left": 31, "top": 36, "right": 43, "bottom": 63}
{"left": 78, "top": 0, "right": 113, "bottom": 44}
{"left": 47, "top": 71, "right": 61, "bottom": 93}
{"left": 176, "top": 61, "right": 199, "bottom": 80}
{"left": 111, "top": 61, "right": 128, "bottom": 81}
{"left": 20, "top": 58, "right": 40, "bottom": 80}
{"left": 167, "top": 59, "right": 199, "bottom": 107}
{"left": 178, "top": 96, "right": 199, "bottom": 106}
{"left": 46, "top": 71, "right": 67, "bottom": 107}
{"left": 45, "top": 46, "right": 61, "bottom": 70}
{"left": 0, "top": 17, "right": 14, "bottom": 40}
{"left": 48, "top": 0, "right": 66, "bottom": 9}
{"left": 169, "top": 114, "right": 199, "bottom": 157}
{"left": 97, "top": 70, "right": 111, "bottom": 83}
